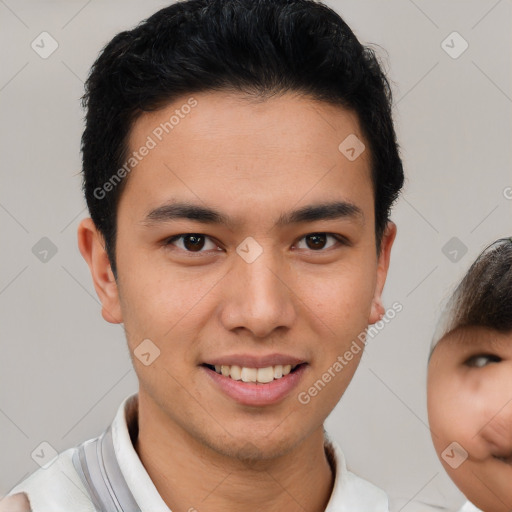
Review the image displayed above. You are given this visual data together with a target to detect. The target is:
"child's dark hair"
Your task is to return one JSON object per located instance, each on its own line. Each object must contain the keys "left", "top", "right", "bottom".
{"left": 431, "top": 237, "right": 512, "bottom": 352}
{"left": 80, "top": 0, "right": 404, "bottom": 276}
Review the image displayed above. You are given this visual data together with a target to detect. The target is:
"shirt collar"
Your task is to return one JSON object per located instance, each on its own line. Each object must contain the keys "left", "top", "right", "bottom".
{"left": 112, "top": 392, "right": 387, "bottom": 511}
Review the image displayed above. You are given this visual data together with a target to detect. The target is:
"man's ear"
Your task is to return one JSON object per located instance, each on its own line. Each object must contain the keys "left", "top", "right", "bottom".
{"left": 368, "top": 221, "right": 397, "bottom": 325}
{"left": 77, "top": 218, "right": 123, "bottom": 324}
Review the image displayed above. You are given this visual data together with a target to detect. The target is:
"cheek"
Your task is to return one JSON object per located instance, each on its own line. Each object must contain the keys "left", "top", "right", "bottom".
{"left": 428, "top": 378, "right": 453, "bottom": 447}
{"left": 428, "top": 373, "right": 475, "bottom": 453}
{"left": 117, "top": 220, "right": 203, "bottom": 292}
{"left": 298, "top": 254, "right": 377, "bottom": 326}
{"left": 428, "top": 371, "right": 510, "bottom": 462}
{"left": 117, "top": 253, "right": 214, "bottom": 348}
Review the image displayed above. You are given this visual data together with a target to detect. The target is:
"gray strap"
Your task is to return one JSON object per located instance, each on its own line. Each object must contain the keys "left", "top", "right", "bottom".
{"left": 72, "top": 425, "right": 141, "bottom": 512}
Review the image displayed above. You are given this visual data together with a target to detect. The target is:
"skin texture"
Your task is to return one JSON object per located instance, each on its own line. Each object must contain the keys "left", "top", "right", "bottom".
{"left": 78, "top": 91, "right": 396, "bottom": 512}
{"left": 428, "top": 327, "right": 512, "bottom": 512}
{"left": 0, "top": 493, "right": 31, "bottom": 512}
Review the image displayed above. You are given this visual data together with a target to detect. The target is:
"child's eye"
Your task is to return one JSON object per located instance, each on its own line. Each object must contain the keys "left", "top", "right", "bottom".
{"left": 464, "top": 353, "right": 502, "bottom": 368}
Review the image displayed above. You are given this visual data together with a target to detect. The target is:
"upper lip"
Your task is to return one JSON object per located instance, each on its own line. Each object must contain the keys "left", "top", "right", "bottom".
{"left": 203, "top": 353, "right": 307, "bottom": 368}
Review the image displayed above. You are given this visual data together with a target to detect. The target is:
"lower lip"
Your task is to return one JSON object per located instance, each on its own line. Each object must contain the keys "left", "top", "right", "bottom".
{"left": 203, "top": 364, "right": 308, "bottom": 406}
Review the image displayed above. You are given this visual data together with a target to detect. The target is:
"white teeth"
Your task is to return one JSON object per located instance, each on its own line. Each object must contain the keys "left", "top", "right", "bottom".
{"left": 210, "top": 363, "right": 299, "bottom": 383}
{"left": 230, "top": 365, "right": 242, "bottom": 381}
{"left": 257, "top": 366, "right": 275, "bottom": 383}
{"left": 241, "top": 367, "right": 257, "bottom": 382}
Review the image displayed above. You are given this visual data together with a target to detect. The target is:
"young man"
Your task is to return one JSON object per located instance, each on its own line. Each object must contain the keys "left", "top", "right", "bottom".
{"left": 4, "top": 0, "right": 403, "bottom": 510}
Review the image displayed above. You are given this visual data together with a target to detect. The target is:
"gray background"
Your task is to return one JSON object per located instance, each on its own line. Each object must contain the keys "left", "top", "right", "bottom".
{"left": 1, "top": 0, "right": 511, "bottom": 510}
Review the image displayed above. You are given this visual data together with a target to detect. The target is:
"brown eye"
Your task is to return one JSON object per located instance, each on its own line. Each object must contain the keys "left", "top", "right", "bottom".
{"left": 296, "top": 233, "right": 348, "bottom": 251}
{"left": 164, "top": 234, "right": 220, "bottom": 253}
{"left": 181, "top": 234, "right": 205, "bottom": 251}
{"left": 306, "top": 233, "right": 328, "bottom": 250}
{"left": 465, "top": 354, "right": 502, "bottom": 368}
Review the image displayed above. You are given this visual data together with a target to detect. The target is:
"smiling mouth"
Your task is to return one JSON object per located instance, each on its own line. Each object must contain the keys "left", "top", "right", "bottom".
{"left": 202, "top": 363, "right": 304, "bottom": 384}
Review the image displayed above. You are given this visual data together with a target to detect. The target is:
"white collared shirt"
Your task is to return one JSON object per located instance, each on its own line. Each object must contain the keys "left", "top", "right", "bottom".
{"left": 458, "top": 501, "right": 482, "bottom": 512}
{"left": 8, "top": 392, "right": 389, "bottom": 511}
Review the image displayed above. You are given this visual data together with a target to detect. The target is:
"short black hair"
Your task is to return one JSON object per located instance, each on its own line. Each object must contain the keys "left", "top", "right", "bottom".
{"left": 81, "top": 0, "right": 404, "bottom": 276}
{"left": 431, "top": 237, "right": 512, "bottom": 354}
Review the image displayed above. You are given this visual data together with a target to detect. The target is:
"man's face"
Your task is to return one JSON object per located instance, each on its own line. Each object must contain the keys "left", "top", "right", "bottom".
{"left": 83, "top": 91, "right": 394, "bottom": 461}
{"left": 428, "top": 327, "right": 512, "bottom": 512}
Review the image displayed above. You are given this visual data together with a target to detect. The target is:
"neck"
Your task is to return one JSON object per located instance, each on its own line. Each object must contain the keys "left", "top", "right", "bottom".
{"left": 133, "top": 393, "right": 334, "bottom": 512}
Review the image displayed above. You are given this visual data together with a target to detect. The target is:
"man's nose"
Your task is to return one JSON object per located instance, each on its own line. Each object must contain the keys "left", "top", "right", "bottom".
{"left": 219, "top": 247, "right": 297, "bottom": 338}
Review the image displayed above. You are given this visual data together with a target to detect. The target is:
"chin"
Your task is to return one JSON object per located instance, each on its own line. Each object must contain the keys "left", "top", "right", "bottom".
{"left": 206, "top": 430, "right": 301, "bottom": 464}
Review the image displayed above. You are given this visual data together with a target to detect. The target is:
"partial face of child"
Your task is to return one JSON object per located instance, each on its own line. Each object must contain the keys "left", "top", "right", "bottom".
{"left": 428, "top": 326, "right": 512, "bottom": 512}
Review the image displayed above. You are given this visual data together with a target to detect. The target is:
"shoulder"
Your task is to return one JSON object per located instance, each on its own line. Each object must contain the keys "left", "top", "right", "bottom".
{"left": 6, "top": 447, "right": 95, "bottom": 512}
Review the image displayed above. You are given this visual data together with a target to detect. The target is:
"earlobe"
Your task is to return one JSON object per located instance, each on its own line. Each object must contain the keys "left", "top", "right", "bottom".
{"left": 77, "top": 218, "right": 123, "bottom": 324}
{"left": 369, "top": 299, "right": 385, "bottom": 324}
{"left": 368, "top": 221, "right": 397, "bottom": 325}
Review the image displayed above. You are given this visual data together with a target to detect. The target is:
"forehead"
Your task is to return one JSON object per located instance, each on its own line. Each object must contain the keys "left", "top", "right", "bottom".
{"left": 120, "top": 91, "right": 374, "bottom": 222}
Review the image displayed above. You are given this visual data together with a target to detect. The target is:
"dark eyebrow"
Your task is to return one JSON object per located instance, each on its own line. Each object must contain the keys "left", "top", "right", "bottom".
{"left": 143, "top": 200, "right": 364, "bottom": 229}
{"left": 277, "top": 201, "right": 363, "bottom": 226}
